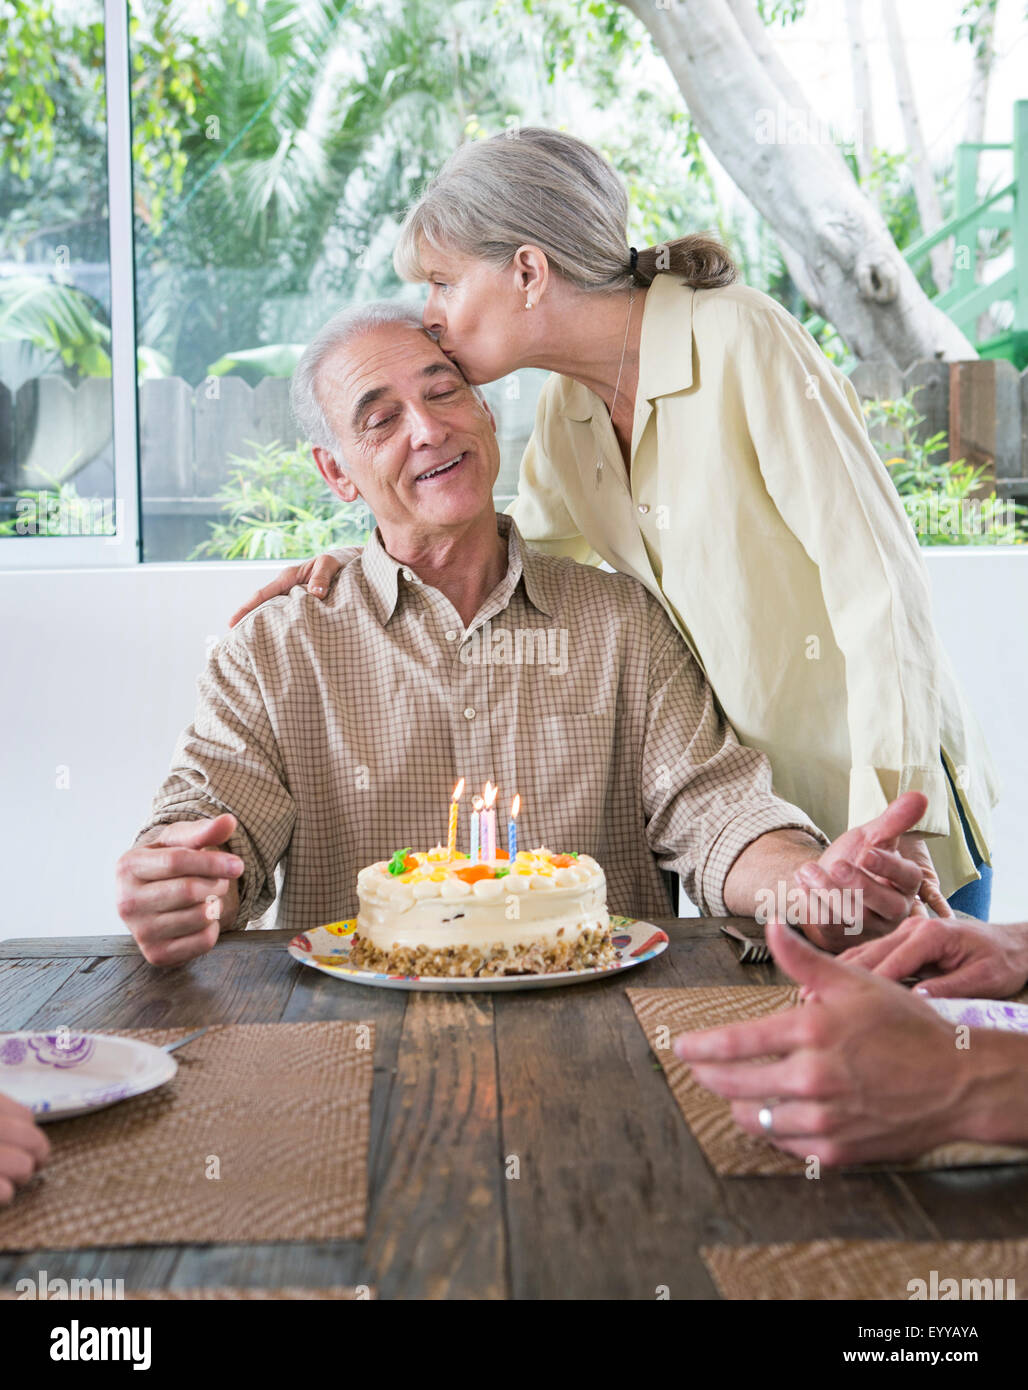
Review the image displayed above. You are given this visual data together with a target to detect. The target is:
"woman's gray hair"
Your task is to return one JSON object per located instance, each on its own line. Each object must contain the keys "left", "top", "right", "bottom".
{"left": 290, "top": 300, "right": 427, "bottom": 452}
{"left": 394, "top": 127, "right": 735, "bottom": 293}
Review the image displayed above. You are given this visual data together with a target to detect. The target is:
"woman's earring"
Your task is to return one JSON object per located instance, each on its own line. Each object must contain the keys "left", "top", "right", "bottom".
{"left": 525, "top": 297, "right": 534, "bottom": 310}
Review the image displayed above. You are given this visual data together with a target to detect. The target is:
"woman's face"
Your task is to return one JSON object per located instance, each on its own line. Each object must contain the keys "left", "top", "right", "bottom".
{"left": 421, "top": 246, "right": 527, "bottom": 385}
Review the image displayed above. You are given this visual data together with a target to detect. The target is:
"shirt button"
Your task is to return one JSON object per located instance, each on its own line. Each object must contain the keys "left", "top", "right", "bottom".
{"left": 401, "top": 567, "right": 414, "bottom": 581}
{"left": 445, "top": 629, "right": 458, "bottom": 642}
{"left": 637, "top": 503, "right": 650, "bottom": 514}
{"left": 463, "top": 706, "right": 476, "bottom": 720}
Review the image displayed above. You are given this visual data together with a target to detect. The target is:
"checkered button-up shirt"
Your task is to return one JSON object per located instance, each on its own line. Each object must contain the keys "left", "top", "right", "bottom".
{"left": 136, "top": 515, "right": 827, "bottom": 928}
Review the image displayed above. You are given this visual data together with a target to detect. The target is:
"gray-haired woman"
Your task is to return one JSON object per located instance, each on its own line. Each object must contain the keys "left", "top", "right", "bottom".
{"left": 231, "top": 127, "right": 998, "bottom": 918}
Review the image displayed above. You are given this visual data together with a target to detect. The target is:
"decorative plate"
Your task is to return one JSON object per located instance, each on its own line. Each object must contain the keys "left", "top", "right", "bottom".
{"left": 926, "top": 997, "right": 1028, "bottom": 1034}
{"left": 287, "top": 916, "right": 669, "bottom": 992}
{"left": 0, "top": 1032, "right": 178, "bottom": 1122}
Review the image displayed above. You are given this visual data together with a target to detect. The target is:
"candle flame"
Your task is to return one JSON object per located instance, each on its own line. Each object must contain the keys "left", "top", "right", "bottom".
{"left": 472, "top": 795, "right": 484, "bottom": 811}
{"left": 484, "top": 781, "right": 498, "bottom": 809}
{"left": 451, "top": 777, "right": 465, "bottom": 802}
{"left": 510, "top": 794, "right": 520, "bottom": 819}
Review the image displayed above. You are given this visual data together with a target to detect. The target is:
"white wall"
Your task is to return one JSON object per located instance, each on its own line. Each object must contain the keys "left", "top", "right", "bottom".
{"left": 1, "top": 550, "right": 1025, "bottom": 941}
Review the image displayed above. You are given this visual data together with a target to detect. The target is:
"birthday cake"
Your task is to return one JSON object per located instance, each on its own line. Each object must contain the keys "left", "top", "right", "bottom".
{"left": 351, "top": 847, "right": 614, "bottom": 977}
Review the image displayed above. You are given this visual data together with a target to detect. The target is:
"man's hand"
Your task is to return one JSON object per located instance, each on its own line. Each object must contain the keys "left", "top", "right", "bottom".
{"left": 228, "top": 553, "right": 343, "bottom": 628}
{"left": 837, "top": 916, "right": 1028, "bottom": 1000}
{"left": 792, "top": 791, "right": 941, "bottom": 950}
{"left": 0, "top": 1093, "right": 50, "bottom": 1205}
{"left": 674, "top": 916, "right": 974, "bottom": 1166}
{"left": 116, "top": 813, "right": 244, "bottom": 967}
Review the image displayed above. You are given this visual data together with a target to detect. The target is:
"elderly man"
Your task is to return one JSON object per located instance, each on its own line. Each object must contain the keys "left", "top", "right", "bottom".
{"left": 117, "top": 302, "right": 927, "bottom": 967}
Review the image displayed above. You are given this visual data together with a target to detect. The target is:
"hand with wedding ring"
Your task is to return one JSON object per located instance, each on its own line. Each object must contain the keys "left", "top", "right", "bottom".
{"left": 673, "top": 917, "right": 986, "bottom": 1165}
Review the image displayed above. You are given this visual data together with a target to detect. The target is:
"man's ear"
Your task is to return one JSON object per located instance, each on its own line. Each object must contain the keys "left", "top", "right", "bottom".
{"left": 474, "top": 389, "right": 497, "bottom": 433}
{"left": 313, "top": 445, "right": 361, "bottom": 504}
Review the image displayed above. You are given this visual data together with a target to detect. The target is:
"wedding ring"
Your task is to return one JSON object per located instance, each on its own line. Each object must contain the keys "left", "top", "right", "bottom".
{"left": 757, "top": 1105, "right": 775, "bottom": 1135}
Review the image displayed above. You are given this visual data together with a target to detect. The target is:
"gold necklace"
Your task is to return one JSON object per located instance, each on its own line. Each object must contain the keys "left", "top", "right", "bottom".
{"left": 596, "top": 287, "right": 636, "bottom": 489}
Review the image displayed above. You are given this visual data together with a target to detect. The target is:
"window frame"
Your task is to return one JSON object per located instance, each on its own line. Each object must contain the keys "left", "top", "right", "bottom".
{"left": 0, "top": 0, "right": 140, "bottom": 570}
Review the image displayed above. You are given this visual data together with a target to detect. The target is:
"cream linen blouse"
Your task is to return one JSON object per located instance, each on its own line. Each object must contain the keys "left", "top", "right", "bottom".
{"left": 507, "top": 274, "right": 1000, "bottom": 898}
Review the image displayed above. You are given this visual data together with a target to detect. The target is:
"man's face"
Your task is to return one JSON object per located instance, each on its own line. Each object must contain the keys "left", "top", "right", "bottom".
{"left": 313, "top": 322, "right": 501, "bottom": 540}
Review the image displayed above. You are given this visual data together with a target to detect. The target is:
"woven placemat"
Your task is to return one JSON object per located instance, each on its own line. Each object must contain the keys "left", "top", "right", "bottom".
{"left": 1, "top": 1285, "right": 372, "bottom": 1300}
{"left": 0, "top": 1022, "right": 374, "bottom": 1251}
{"left": 629, "top": 986, "right": 1028, "bottom": 1175}
{"left": 702, "top": 1238, "right": 1028, "bottom": 1300}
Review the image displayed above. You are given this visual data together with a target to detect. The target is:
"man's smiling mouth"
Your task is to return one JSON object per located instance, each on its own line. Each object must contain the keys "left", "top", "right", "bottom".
{"left": 415, "top": 452, "right": 466, "bottom": 483}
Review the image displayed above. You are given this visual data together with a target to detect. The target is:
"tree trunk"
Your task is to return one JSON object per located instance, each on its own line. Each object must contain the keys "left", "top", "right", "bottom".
{"left": 880, "top": 0, "right": 950, "bottom": 292}
{"left": 964, "top": 0, "right": 999, "bottom": 146}
{"left": 842, "top": 0, "right": 876, "bottom": 182}
{"left": 619, "top": 0, "right": 976, "bottom": 367}
{"left": 962, "top": 0, "right": 1000, "bottom": 340}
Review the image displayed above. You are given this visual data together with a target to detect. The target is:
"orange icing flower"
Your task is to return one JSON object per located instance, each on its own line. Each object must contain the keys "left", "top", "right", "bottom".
{"left": 549, "top": 854, "right": 575, "bottom": 868}
{"left": 455, "top": 864, "right": 497, "bottom": 885}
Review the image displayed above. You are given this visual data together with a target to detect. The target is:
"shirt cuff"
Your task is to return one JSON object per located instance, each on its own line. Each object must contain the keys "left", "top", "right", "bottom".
{"left": 699, "top": 800, "right": 830, "bottom": 918}
{"left": 848, "top": 764, "right": 950, "bottom": 837}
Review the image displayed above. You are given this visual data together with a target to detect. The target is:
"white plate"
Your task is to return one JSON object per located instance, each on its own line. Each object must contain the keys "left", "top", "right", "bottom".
{"left": 0, "top": 1032, "right": 178, "bottom": 1122}
{"left": 926, "top": 997, "right": 1028, "bottom": 1034}
{"left": 287, "top": 916, "right": 669, "bottom": 992}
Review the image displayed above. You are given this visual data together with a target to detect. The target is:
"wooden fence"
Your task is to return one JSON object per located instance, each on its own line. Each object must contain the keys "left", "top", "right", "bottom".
{"left": 1, "top": 359, "right": 1026, "bottom": 559}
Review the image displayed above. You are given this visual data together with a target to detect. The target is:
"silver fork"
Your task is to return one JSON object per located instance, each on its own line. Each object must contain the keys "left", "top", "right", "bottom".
{"left": 161, "top": 1026, "right": 211, "bottom": 1054}
{"left": 719, "top": 922, "right": 771, "bottom": 965}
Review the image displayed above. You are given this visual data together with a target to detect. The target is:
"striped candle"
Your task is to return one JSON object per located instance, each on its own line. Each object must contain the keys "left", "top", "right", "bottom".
{"left": 508, "top": 793, "right": 520, "bottom": 860}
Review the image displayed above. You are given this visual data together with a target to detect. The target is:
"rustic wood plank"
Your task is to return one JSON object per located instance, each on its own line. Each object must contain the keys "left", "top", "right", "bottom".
{"left": 253, "top": 377, "right": 296, "bottom": 450}
{"left": 193, "top": 376, "right": 256, "bottom": 496}
{"left": 0, "top": 1246, "right": 183, "bottom": 1295}
{"left": 949, "top": 358, "right": 1021, "bottom": 488}
{"left": 0, "top": 928, "right": 298, "bottom": 958}
{"left": 0, "top": 381, "right": 14, "bottom": 494}
{"left": 496, "top": 970, "right": 724, "bottom": 1298}
{"left": 0, "top": 960, "right": 83, "bottom": 1029}
{"left": 904, "top": 359, "right": 950, "bottom": 448}
{"left": 891, "top": 1169, "right": 1028, "bottom": 1240}
{"left": 167, "top": 1241, "right": 364, "bottom": 1293}
{"left": 139, "top": 377, "right": 194, "bottom": 497}
{"left": 362, "top": 992, "right": 507, "bottom": 1299}
{"left": 14, "top": 941, "right": 298, "bottom": 1033}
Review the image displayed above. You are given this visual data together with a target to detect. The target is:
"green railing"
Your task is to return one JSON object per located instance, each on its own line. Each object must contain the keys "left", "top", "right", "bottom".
{"left": 805, "top": 99, "right": 1027, "bottom": 362}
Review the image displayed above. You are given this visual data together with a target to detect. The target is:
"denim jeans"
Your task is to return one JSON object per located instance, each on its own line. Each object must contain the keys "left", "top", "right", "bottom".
{"left": 942, "top": 759, "right": 993, "bottom": 920}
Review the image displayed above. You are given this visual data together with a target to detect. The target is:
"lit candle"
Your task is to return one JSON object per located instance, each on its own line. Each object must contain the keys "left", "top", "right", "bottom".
{"left": 483, "top": 782, "right": 498, "bottom": 863}
{"left": 508, "top": 793, "right": 520, "bottom": 860}
{"left": 470, "top": 795, "right": 483, "bottom": 863}
{"left": 447, "top": 778, "right": 464, "bottom": 859}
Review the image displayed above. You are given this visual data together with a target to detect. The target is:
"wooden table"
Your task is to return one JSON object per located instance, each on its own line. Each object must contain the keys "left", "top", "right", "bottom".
{"left": 2, "top": 920, "right": 1027, "bottom": 1300}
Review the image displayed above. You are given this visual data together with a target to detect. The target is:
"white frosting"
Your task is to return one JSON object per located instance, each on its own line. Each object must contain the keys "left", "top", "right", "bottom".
{"left": 356, "top": 853, "right": 609, "bottom": 953}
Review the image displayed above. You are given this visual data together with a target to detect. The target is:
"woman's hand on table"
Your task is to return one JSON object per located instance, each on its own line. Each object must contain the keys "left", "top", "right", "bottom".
{"left": 791, "top": 791, "right": 939, "bottom": 951}
{"left": 116, "top": 814, "right": 244, "bottom": 967}
{"left": 0, "top": 1093, "right": 50, "bottom": 1204}
{"left": 228, "top": 553, "right": 343, "bottom": 628}
{"left": 837, "top": 915, "right": 1028, "bottom": 1000}
{"left": 674, "top": 916, "right": 977, "bottom": 1166}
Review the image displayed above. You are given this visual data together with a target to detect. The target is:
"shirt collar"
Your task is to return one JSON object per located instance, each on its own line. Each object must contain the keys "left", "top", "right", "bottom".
{"left": 560, "top": 274, "right": 695, "bottom": 422}
{"left": 360, "top": 512, "right": 557, "bottom": 625}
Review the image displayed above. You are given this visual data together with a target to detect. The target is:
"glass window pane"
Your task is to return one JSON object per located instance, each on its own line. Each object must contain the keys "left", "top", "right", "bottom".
{"left": 129, "top": 0, "right": 550, "bottom": 562}
{"left": 0, "top": 0, "right": 115, "bottom": 543}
